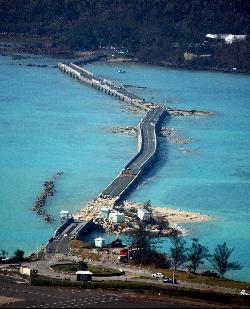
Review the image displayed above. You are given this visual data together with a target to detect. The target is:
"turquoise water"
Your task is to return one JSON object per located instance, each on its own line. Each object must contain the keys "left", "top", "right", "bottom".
{"left": 0, "top": 56, "right": 249, "bottom": 282}
{"left": 0, "top": 55, "right": 140, "bottom": 254}
{"left": 87, "top": 62, "right": 250, "bottom": 281}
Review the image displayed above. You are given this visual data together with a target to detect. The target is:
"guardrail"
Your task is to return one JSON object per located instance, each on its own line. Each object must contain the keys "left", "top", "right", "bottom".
{"left": 58, "top": 62, "right": 169, "bottom": 201}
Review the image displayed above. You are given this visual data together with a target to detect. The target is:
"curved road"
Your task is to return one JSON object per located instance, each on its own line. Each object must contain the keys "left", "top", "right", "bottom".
{"left": 101, "top": 107, "right": 166, "bottom": 199}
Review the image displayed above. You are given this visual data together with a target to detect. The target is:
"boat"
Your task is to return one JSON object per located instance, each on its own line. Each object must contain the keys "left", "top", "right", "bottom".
{"left": 117, "top": 69, "right": 126, "bottom": 73}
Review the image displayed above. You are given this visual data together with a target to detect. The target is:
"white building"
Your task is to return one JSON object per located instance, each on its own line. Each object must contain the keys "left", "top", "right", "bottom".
{"left": 137, "top": 208, "right": 152, "bottom": 222}
{"left": 109, "top": 211, "right": 125, "bottom": 224}
{"left": 224, "top": 34, "right": 247, "bottom": 44}
{"left": 206, "top": 33, "right": 247, "bottom": 44}
{"left": 206, "top": 33, "right": 218, "bottom": 39}
{"left": 76, "top": 271, "right": 93, "bottom": 282}
{"left": 95, "top": 237, "right": 106, "bottom": 248}
{"left": 60, "top": 210, "right": 70, "bottom": 221}
{"left": 99, "top": 207, "right": 110, "bottom": 219}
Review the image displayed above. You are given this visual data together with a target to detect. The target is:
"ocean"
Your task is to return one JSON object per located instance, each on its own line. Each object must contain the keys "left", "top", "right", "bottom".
{"left": 0, "top": 53, "right": 249, "bottom": 282}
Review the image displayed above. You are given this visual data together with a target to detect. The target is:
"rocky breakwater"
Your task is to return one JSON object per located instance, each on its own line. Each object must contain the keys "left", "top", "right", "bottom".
{"left": 106, "top": 126, "right": 138, "bottom": 136}
{"left": 166, "top": 107, "right": 214, "bottom": 117}
{"left": 161, "top": 128, "right": 192, "bottom": 144}
{"left": 32, "top": 172, "right": 63, "bottom": 223}
{"left": 107, "top": 126, "right": 192, "bottom": 145}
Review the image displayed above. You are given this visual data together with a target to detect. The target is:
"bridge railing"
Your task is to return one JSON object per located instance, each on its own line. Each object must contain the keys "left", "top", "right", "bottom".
{"left": 54, "top": 218, "right": 74, "bottom": 237}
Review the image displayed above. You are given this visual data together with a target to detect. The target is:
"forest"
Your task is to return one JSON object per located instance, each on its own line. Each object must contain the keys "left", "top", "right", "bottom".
{"left": 0, "top": 0, "right": 249, "bottom": 71}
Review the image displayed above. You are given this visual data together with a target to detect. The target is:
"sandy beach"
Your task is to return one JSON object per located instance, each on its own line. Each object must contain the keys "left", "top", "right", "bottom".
{"left": 74, "top": 198, "right": 212, "bottom": 236}
{"left": 123, "top": 201, "right": 212, "bottom": 226}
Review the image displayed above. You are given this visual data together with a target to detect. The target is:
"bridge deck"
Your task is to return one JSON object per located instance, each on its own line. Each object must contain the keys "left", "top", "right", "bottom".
{"left": 101, "top": 107, "right": 166, "bottom": 199}
{"left": 58, "top": 62, "right": 168, "bottom": 201}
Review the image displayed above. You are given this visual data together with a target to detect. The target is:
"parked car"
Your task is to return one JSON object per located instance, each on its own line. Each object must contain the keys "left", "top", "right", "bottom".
{"left": 240, "top": 290, "right": 250, "bottom": 296}
{"left": 163, "top": 278, "right": 177, "bottom": 284}
{"left": 151, "top": 272, "right": 164, "bottom": 279}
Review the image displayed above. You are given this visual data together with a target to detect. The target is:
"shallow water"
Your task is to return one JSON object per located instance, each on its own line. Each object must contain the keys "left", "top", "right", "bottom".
{"left": 88, "top": 62, "right": 250, "bottom": 281}
{"left": 0, "top": 55, "right": 140, "bottom": 253}
{"left": 0, "top": 55, "right": 249, "bottom": 281}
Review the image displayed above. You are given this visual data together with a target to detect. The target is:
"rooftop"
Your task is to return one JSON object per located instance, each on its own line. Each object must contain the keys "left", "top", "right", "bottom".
{"left": 138, "top": 208, "right": 151, "bottom": 214}
{"left": 76, "top": 271, "right": 93, "bottom": 275}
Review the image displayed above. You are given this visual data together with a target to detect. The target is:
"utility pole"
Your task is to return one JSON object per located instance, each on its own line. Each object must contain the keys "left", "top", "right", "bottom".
{"left": 36, "top": 240, "right": 39, "bottom": 260}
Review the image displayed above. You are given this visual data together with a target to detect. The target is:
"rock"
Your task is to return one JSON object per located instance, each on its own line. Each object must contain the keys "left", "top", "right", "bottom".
{"left": 161, "top": 128, "right": 192, "bottom": 144}
{"left": 32, "top": 172, "right": 63, "bottom": 223}
{"left": 106, "top": 126, "right": 138, "bottom": 136}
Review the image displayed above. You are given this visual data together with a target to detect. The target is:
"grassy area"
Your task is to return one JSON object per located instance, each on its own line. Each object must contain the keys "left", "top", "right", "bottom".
{"left": 31, "top": 275, "right": 250, "bottom": 308}
{"left": 80, "top": 253, "right": 101, "bottom": 261}
{"left": 69, "top": 240, "right": 250, "bottom": 290}
{"left": 69, "top": 240, "right": 102, "bottom": 261}
{"left": 147, "top": 268, "right": 250, "bottom": 291}
{"left": 88, "top": 265, "right": 121, "bottom": 275}
{"left": 51, "top": 263, "right": 121, "bottom": 276}
{"left": 70, "top": 240, "right": 93, "bottom": 249}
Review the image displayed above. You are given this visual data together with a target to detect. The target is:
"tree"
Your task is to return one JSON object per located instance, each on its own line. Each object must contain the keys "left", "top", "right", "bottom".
{"left": 0, "top": 250, "right": 8, "bottom": 259}
{"left": 186, "top": 238, "right": 211, "bottom": 273}
{"left": 157, "top": 217, "right": 169, "bottom": 232}
{"left": 210, "top": 243, "right": 242, "bottom": 278}
{"left": 13, "top": 249, "right": 25, "bottom": 262}
{"left": 129, "top": 222, "right": 170, "bottom": 268}
{"left": 78, "top": 260, "right": 88, "bottom": 271}
{"left": 144, "top": 200, "right": 152, "bottom": 212}
{"left": 130, "top": 222, "right": 156, "bottom": 254}
{"left": 169, "top": 235, "right": 187, "bottom": 270}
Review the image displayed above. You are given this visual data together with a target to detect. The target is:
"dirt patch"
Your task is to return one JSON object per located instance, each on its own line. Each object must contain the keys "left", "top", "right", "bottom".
{"left": 0, "top": 296, "right": 23, "bottom": 305}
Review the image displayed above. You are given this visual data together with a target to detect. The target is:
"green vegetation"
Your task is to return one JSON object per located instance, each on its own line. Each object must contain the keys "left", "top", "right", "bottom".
{"left": 147, "top": 267, "right": 250, "bottom": 291}
{"left": 13, "top": 249, "right": 25, "bottom": 262}
{"left": 51, "top": 263, "right": 122, "bottom": 276}
{"left": 169, "top": 235, "right": 187, "bottom": 270}
{"left": 0, "top": 248, "right": 25, "bottom": 263}
{"left": 186, "top": 238, "right": 211, "bottom": 274}
{"left": 210, "top": 242, "right": 242, "bottom": 278}
{"left": 0, "top": 250, "right": 8, "bottom": 260}
{"left": 129, "top": 222, "right": 170, "bottom": 268}
{"left": 0, "top": 0, "right": 249, "bottom": 71}
{"left": 128, "top": 224, "right": 242, "bottom": 278}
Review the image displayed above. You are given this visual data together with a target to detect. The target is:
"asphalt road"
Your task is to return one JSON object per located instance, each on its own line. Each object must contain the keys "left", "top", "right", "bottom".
{"left": 0, "top": 274, "right": 226, "bottom": 308}
{"left": 101, "top": 174, "right": 136, "bottom": 198}
{"left": 101, "top": 107, "right": 165, "bottom": 198}
{"left": 46, "top": 236, "right": 70, "bottom": 255}
{"left": 63, "top": 63, "right": 166, "bottom": 199}
{"left": 128, "top": 107, "right": 165, "bottom": 171}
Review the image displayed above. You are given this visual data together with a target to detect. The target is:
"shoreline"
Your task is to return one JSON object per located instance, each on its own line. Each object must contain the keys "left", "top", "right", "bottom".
{"left": 1, "top": 40, "right": 212, "bottom": 239}
{"left": 0, "top": 40, "right": 214, "bottom": 238}
{"left": 57, "top": 60, "right": 214, "bottom": 236}
{"left": 1, "top": 34, "right": 249, "bottom": 75}
{"left": 73, "top": 198, "right": 212, "bottom": 236}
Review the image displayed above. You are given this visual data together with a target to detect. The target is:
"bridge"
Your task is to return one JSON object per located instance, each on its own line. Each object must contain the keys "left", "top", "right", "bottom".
{"left": 58, "top": 62, "right": 155, "bottom": 111}
{"left": 100, "top": 107, "right": 167, "bottom": 200}
{"left": 58, "top": 61, "right": 169, "bottom": 202}
{"left": 46, "top": 219, "right": 97, "bottom": 255}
